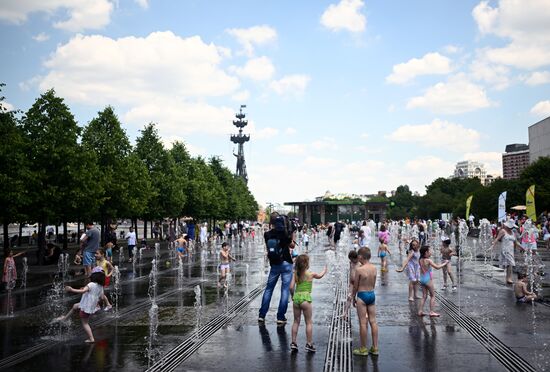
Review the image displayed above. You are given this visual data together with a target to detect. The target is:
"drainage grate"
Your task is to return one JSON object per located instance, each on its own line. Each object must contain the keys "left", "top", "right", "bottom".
{"left": 324, "top": 275, "right": 352, "bottom": 372}
{"left": 146, "top": 284, "right": 265, "bottom": 372}
{"left": 436, "top": 292, "right": 537, "bottom": 372}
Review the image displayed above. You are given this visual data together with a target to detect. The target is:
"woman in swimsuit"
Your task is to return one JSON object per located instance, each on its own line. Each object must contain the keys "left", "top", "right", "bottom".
{"left": 290, "top": 254, "right": 327, "bottom": 353}
{"left": 417, "top": 246, "right": 448, "bottom": 317}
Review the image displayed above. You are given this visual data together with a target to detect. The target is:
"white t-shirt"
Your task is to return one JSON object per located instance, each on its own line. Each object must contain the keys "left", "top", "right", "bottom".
{"left": 361, "top": 225, "right": 371, "bottom": 237}
{"left": 126, "top": 231, "right": 136, "bottom": 246}
{"left": 303, "top": 233, "right": 309, "bottom": 243}
{"left": 79, "top": 282, "right": 104, "bottom": 314}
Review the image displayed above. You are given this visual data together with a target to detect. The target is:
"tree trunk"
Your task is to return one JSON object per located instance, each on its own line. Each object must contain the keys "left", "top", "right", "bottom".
{"left": 143, "top": 219, "right": 148, "bottom": 241}
{"left": 3, "top": 222, "right": 8, "bottom": 257}
{"left": 37, "top": 222, "right": 46, "bottom": 265}
{"left": 18, "top": 223, "right": 23, "bottom": 246}
{"left": 63, "top": 220, "right": 68, "bottom": 251}
{"left": 77, "top": 221, "right": 81, "bottom": 244}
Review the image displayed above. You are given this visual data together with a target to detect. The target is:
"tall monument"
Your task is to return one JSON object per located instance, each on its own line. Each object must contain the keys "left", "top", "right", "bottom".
{"left": 230, "top": 105, "right": 250, "bottom": 184}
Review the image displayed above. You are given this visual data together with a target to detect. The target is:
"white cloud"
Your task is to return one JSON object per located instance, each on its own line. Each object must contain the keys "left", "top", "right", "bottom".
{"left": 226, "top": 25, "right": 277, "bottom": 57}
{"left": 277, "top": 143, "right": 306, "bottom": 155}
{"left": 270, "top": 74, "right": 311, "bottom": 97}
{"left": 463, "top": 151, "right": 503, "bottom": 176}
{"left": 123, "top": 98, "right": 236, "bottom": 136}
{"left": 285, "top": 127, "right": 296, "bottom": 135}
{"left": 406, "top": 75, "right": 493, "bottom": 114}
{"left": 472, "top": 0, "right": 550, "bottom": 69}
{"left": 388, "top": 119, "right": 481, "bottom": 152}
{"left": 39, "top": 32, "right": 239, "bottom": 106}
{"left": 355, "top": 146, "right": 382, "bottom": 154}
{"left": 443, "top": 45, "right": 461, "bottom": 54}
{"left": 530, "top": 100, "right": 550, "bottom": 117}
{"left": 1, "top": 101, "right": 14, "bottom": 111}
{"left": 320, "top": 0, "right": 366, "bottom": 33}
{"left": 469, "top": 59, "right": 510, "bottom": 90}
{"left": 254, "top": 127, "right": 279, "bottom": 140}
{"left": 231, "top": 90, "right": 250, "bottom": 102}
{"left": 32, "top": 32, "right": 49, "bottom": 42}
{"left": 0, "top": 0, "right": 114, "bottom": 32}
{"left": 303, "top": 156, "right": 339, "bottom": 168}
{"left": 386, "top": 52, "right": 452, "bottom": 84}
{"left": 0, "top": 0, "right": 114, "bottom": 31}
{"left": 360, "top": 133, "right": 368, "bottom": 139}
{"left": 234, "top": 56, "right": 275, "bottom": 81}
{"left": 310, "top": 138, "right": 338, "bottom": 151}
{"left": 134, "top": 0, "right": 148, "bottom": 9}
{"left": 406, "top": 156, "right": 455, "bottom": 175}
{"left": 524, "top": 71, "right": 550, "bottom": 86}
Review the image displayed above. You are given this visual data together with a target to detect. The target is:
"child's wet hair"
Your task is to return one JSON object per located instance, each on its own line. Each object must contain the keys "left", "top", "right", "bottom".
{"left": 358, "top": 247, "right": 371, "bottom": 261}
{"left": 97, "top": 248, "right": 105, "bottom": 256}
{"left": 90, "top": 271, "right": 106, "bottom": 286}
{"left": 348, "top": 250, "right": 358, "bottom": 260}
{"left": 295, "top": 254, "right": 310, "bottom": 282}
{"left": 420, "top": 246, "right": 430, "bottom": 258}
{"left": 517, "top": 272, "right": 527, "bottom": 280}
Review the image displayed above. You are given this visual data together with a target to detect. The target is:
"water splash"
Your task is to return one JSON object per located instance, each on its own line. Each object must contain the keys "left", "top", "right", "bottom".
{"left": 177, "top": 257, "right": 184, "bottom": 291}
{"left": 20, "top": 257, "right": 28, "bottom": 289}
{"left": 118, "top": 246, "right": 125, "bottom": 265}
{"left": 146, "top": 258, "right": 159, "bottom": 366}
{"left": 111, "top": 265, "right": 121, "bottom": 317}
{"left": 194, "top": 285, "right": 202, "bottom": 341}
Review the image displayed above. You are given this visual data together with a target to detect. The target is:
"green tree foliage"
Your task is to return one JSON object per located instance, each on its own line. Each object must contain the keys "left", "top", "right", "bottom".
{"left": 184, "top": 156, "right": 225, "bottom": 220}
{"left": 519, "top": 157, "right": 550, "bottom": 211}
{"left": 0, "top": 84, "right": 31, "bottom": 251}
{"left": 82, "top": 106, "right": 132, "bottom": 221}
{"left": 135, "top": 124, "right": 185, "bottom": 220}
{"left": 387, "top": 185, "right": 418, "bottom": 219}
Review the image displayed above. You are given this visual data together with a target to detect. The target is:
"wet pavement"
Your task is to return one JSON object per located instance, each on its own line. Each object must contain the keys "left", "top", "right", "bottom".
{"left": 1, "top": 232, "right": 549, "bottom": 371}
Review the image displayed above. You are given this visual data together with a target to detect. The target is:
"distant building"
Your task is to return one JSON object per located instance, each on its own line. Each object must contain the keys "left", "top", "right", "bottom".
{"left": 502, "top": 143, "right": 529, "bottom": 180}
{"left": 529, "top": 116, "right": 550, "bottom": 163}
{"left": 484, "top": 174, "right": 497, "bottom": 186}
{"left": 453, "top": 160, "right": 487, "bottom": 184}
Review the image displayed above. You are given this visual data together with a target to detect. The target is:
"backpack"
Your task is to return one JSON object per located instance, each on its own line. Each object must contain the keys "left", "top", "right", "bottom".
{"left": 266, "top": 215, "right": 292, "bottom": 264}
{"left": 266, "top": 234, "right": 284, "bottom": 263}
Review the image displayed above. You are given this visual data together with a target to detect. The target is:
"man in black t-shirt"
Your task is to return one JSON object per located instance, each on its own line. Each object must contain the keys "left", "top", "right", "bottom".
{"left": 258, "top": 214, "right": 295, "bottom": 324}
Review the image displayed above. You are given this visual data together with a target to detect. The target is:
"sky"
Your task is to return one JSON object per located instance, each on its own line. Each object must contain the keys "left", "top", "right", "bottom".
{"left": 1, "top": 0, "right": 549, "bottom": 207}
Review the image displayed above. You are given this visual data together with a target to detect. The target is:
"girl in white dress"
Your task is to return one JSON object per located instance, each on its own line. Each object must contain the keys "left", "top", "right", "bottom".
{"left": 54, "top": 268, "right": 105, "bottom": 342}
{"left": 492, "top": 220, "right": 522, "bottom": 284}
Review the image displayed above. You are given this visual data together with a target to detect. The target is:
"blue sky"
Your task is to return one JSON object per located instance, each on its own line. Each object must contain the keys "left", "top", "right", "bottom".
{"left": 1, "top": 0, "right": 549, "bottom": 206}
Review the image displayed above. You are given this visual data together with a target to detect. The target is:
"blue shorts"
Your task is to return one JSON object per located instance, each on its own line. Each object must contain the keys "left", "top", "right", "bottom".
{"left": 83, "top": 251, "right": 95, "bottom": 266}
{"left": 379, "top": 251, "right": 387, "bottom": 258}
{"left": 357, "top": 290, "right": 375, "bottom": 305}
{"left": 106, "top": 248, "right": 113, "bottom": 258}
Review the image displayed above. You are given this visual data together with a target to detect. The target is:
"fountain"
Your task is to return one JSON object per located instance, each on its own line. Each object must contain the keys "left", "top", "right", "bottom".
{"left": 146, "top": 258, "right": 159, "bottom": 366}
{"left": 20, "top": 257, "right": 28, "bottom": 289}
{"left": 4, "top": 260, "right": 16, "bottom": 317}
{"left": 118, "top": 247, "right": 125, "bottom": 265}
{"left": 132, "top": 247, "right": 138, "bottom": 274}
{"left": 111, "top": 265, "right": 121, "bottom": 317}
{"left": 139, "top": 247, "right": 146, "bottom": 264}
{"left": 177, "top": 257, "right": 184, "bottom": 291}
{"left": 194, "top": 285, "right": 202, "bottom": 341}
{"left": 245, "top": 263, "right": 249, "bottom": 289}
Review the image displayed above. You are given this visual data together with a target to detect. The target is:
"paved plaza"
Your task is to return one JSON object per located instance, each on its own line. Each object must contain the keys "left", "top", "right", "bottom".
{"left": 1, "top": 232, "right": 549, "bottom": 372}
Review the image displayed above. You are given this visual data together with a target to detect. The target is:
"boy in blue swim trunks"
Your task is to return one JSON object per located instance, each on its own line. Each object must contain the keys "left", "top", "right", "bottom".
{"left": 352, "top": 247, "right": 378, "bottom": 356}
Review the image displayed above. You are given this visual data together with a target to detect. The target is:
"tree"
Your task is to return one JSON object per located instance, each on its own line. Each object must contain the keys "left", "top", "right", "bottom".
{"left": 519, "top": 157, "right": 550, "bottom": 212}
{"left": 184, "top": 156, "right": 225, "bottom": 220}
{"left": 82, "top": 106, "right": 132, "bottom": 241}
{"left": 22, "top": 89, "right": 101, "bottom": 261}
{"left": 387, "top": 185, "right": 417, "bottom": 219}
{"left": 0, "top": 84, "right": 30, "bottom": 254}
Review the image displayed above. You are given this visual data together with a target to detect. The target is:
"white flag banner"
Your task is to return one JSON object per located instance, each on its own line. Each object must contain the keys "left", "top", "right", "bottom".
{"left": 498, "top": 191, "right": 507, "bottom": 222}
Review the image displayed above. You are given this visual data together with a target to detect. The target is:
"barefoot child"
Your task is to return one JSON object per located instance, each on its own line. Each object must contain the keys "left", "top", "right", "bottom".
{"left": 2, "top": 249, "right": 25, "bottom": 290}
{"left": 514, "top": 272, "right": 537, "bottom": 303}
{"left": 396, "top": 239, "right": 421, "bottom": 301}
{"left": 219, "top": 242, "right": 236, "bottom": 287}
{"left": 440, "top": 238, "right": 457, "bottom": 291}
{"left": 344, "top": 250, "right": 360, "bottom": 317}
{"left": 54, "top": 269, "right": 106, "bottom": 342}
{"left": 352, "top": 247, "right": 378, "bottom": 356}
{"left": 417, "top": 246, "right": 448, "bottom": 317}
{"left": 290, "top": 254, "right": 327, "bottom": 353}
{"left": 377, "top": 237, "right": 391, "bottom": 272}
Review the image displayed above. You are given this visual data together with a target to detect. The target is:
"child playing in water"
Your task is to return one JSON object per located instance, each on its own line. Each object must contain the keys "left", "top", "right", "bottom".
{"left": 352, "top": 247, "right": 378, "bottom": 356}
{"left": 54, "top": 268, "right": 106, "bottom": 342}
{"left": 176, "top": 234, "right": 188, "bottom": 259}
{"left": 440, "top": 238, "right": 457, "bottom": 291}
{"left": 344, "top": 250, "right": 360, "bottom": 317}
{"left": 396, "top": 239, "right": 421, "bottom": 301}
{"left": 514, "top": 272, "right": 537, "bottom": 303}
{"left": 2, "top": 249, "right": 25, "bottom": 290}
{"left": 417, "top": 246, "right": 448, "bottom": 317}
{"left": 302, "top": 230, "right": 310, "bottom": 253}
{"left": 290, "top": 254, "right": 327, "bottom": 353}
{"left": 377, "top": 237, "right": 391, "bottom": 272}
{"left": 218, "top": 242, "right": 236, "bottom": 288}
{"left": 94, "top": 249, "right": 113, "bottom": 311}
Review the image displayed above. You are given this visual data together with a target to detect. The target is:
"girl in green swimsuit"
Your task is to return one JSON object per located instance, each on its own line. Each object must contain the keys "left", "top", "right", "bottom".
{"left": 290, "top": 254, "right": 327, "bottom": 353}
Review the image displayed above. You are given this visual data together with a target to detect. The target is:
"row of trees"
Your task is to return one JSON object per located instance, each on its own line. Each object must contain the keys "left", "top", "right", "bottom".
{"left": 0, "top": 85, "right": 258, "bottom": 258}
{"left": 386, "top": 157, "right": 550, "bottom": 221}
